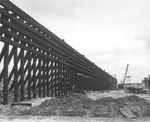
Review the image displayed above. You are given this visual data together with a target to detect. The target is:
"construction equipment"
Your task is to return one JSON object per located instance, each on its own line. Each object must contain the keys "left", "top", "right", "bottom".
{"left": 122, "top": 64, "right": 129, "bottom": 86}
{"left": 118, "top": 64, "right": 129, "bottom": 89}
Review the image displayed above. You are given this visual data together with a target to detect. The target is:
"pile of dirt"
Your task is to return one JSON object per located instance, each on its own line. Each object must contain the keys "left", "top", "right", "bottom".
{"left": 0, "top": 104, "right": 11, "bottom": 116}
{"left": 19, "top": 93, "right": 95, "bottom": 116}
{"left": 17, "top": 93, "right": 150, "bottom": 118}
{"left": 117, "top": 95, "right": 150, "bottom": 117}
{"left": 93, "top": 97, "right": 118, "bottom": 117}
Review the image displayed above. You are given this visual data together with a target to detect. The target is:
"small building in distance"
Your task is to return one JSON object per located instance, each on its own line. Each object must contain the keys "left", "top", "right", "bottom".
{"left": 142, "top": 75, "right": 150, "bottom": 89}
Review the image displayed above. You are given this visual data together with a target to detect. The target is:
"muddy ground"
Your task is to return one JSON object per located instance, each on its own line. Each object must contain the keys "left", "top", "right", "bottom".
{"left": 1, "top": 90, "right": 150, "bottom": 122}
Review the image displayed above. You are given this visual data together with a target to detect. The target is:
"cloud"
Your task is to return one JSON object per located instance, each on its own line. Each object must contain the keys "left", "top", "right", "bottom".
{"left": 11, "top": 0, "right": 81, "bottom": 18}
{"left": 134, "top": 23, "right": 150, "bottom": 49}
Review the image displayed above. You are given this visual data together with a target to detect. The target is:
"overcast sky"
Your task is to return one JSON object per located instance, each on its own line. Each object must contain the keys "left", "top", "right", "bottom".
{"left": 10, "top": 0, "right": 150, "bottom": 83}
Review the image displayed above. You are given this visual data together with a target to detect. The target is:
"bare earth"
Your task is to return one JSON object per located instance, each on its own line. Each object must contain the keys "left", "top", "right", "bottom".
{"left": 1, "top": 116, "right": 150, "bottom": 122}
{"left": 1, "top": 90, "right": 150, "bottom": 122}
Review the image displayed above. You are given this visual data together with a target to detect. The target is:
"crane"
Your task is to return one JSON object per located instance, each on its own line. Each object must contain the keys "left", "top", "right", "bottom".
{"left": 122, "top": 64, "right": 129, "bottom": 85}
{"left": 118, "top": 64, "right": 129, "bottom": 89}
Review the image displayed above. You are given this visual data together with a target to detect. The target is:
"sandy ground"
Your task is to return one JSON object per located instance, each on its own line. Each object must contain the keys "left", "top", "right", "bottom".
{"left": 1, "top": 116, "right": 150, "bottom": 122}
{"left": 21, "top": 97, "right": 52, "bottom": 107}
{"left": 1, "top": 90, "right": 150, "bottom": 122}
{"left": 87, "top": 90, "right": 150, "bottom": 100}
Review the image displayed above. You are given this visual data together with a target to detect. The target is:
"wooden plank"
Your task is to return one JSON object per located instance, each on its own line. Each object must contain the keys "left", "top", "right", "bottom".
{"left": 47, "top": 61, "right": 53, "bottom": 96}
{"left": 65, "top": 65, "right": 68, "bottom": 95}
{"left": 65, "top": 66, "right": 68, "bottom": 95}
{"left": 38, "top": 56, "right": 42, "bottom": 97}
{"left": 11, "top": 103, "right": 32, "bottom": 107}
{"left": 43, "top": 58, "right": 46, "bottom": 97}
{"left": 68, "top": 68, "right": 71, "bottom": 95}
{"left": 120, "top": 106, "right": 137, "bottom": 119}
{"left": 53, "top": 62, "right": 57, "bottom": 97}
{"left": 57, "top": 61, "right": 60, "bottom": 96}
{"left": 14, "top": 46, "right": 18, "bottom": 102}
{"left": 67, "top": 67, "right": 71, "bottom": 95}
{"left": 3, "top": 43, "right": 9, "bottom": 104}
{"left": 21, "top": 52, "right": 31, "bottom": 87}
{"left": 50, "top": 61, "right": 54, "bottom": 97}
{"left": 28, "top": 51, "right": 31, "bottom": 100}
{"left": 56, "top": 63, "right": 59, "bottom": 96}
{"left": 0, "top": 46, "right": 15, "bottom": 84}
{"left": 20, "top": 49, "right": 25, "bottom": 101}
{"left": 32, "top": 53, "right": 36, "bottom": 98}
{"left": 46, "top": 59, "right": 50, "bottom": 97}
{"left": 0, "top": 45, "right": 6, "bottom": 83}
{"left": 63, "top": 65, "right": 66, "bottom": 95}
{"left": 0, "top": 44, "right": 5, "bottom": 62}
{"left": 61, "top": 64, "right": 64, "bottom": 96}
{"left": 60, "top": 63, "right": 63, "bottom": 96}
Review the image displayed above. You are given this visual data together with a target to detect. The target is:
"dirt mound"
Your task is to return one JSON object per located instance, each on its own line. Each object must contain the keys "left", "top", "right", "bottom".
{"left": 18, "top": 94, "right": 150, "bottom": 118}
{"left": 20, "top": 93, "right": 95, "bottom": 116}
{"left": 116, "top": 95, "right": 150, "bottom": 117}
{"left": 92, "top": 95, "right": 150, "bottom": 118}
{"left": 93, "top": 97, "right": 118, "bottom": 117}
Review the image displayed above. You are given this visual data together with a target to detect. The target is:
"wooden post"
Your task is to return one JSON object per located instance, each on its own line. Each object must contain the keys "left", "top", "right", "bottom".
{"left": 3, "top": 43, "right": 9, "bottom": 104}
{"left": 28, "top": 52, "right": 31, "bottom": 100}
{"left": 57, "top": 61, "right": 61, "bottom": 96}
{"left": 64, "top": 65, "right": 67, "bottom": 95}
{"left": 50, "top": 61, "right": 54, "bottom": 97}
{"left": 54, "top": 62, "right": 58, "bottom": 96}
{"left": 14, "top": 47, "right": 18, "bottom": 102}
{"left": 33, "top": 53, "right": 36, "bottom": 98}
{"left": 20, "top": 49, "right": 25, "bottom": 101}
{"left": 38, "top": 56, "right": 42, "bottom": 97}
{"left": 46, "top": 59, "right": 49, "bottom": 97}
{"left": 60, "top": 64, "right": 63, "bottom": 96}
{"left": 43, "top": 58, "right": 46, "bottom": 97}
{"left": 61, "top": 64, "right": 64, "bottom": 96}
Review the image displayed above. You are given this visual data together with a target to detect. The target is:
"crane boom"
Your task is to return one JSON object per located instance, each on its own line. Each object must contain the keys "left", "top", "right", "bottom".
{"left": 122, "top": 64, "right": 129, "bottom": 85}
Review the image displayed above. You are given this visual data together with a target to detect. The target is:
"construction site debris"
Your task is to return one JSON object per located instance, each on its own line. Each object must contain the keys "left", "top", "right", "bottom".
{"left": 10, "top": 105, "right": 31, "bottom": 115}
{"left": 17, "top": 93, "right": 150, "bottom": 118}
{"left": 120, "top": 106, "right": 137, "bottom": 119}
{"left": 11, "top": 103, "right": 32, "bottom": 107}
{"left": 125, "top": 87, "right": 147, "bottom": 94}
{"left": 1, "top": 91, "right": 150, "bottom": 119}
